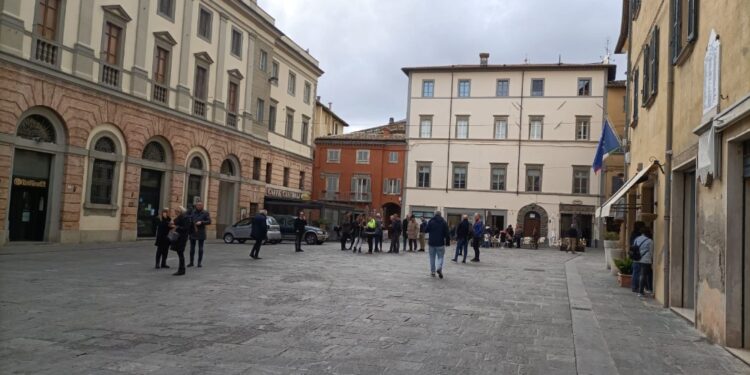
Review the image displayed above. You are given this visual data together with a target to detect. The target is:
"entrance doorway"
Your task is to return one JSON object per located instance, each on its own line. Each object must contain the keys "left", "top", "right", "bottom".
{"left": 491, "top": 215, "right": 505, "bottom": 232}
{"left": 682, "top": 171, "right": 697, "bottom": 310}
{"left": 216, "top": 180, "right": 237, "bottom": 238}
{"left": 743, "top": 141, "right": 750, "bottom": 348}
{"left": 137, "top": 169, "right": 163, "bottom": 237}
{"left": 9, "top": 149, "right": 52, "bottom": 241}
{"left": 524, "top": 211, "right": 541, "bottom": 237}
{"left": 560, "top": 214, "right": 593, "bottom": 246}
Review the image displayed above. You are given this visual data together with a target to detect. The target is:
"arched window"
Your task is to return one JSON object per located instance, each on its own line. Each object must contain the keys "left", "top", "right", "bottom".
{"left": 220, "top": 159, "right": 234, "bottom": 176}
{"left": 17, "top": 114, "right": 57, "bottom": 143}
{"left": 94, "top": 137, "right": 116, "bottom": 153}
{"left": 190, "top": 156, "right": 203, "bottom": 170}
{"left": 142, "top": 141, "right": 166, "bottom": 162}
{"left": 186, "top": 153, "right": 207, "bottom": 210}
{"left": 86, "top": 133, "right": 122, "bottom": 211}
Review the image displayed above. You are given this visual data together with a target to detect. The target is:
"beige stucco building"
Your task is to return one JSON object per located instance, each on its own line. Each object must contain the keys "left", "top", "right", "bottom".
{"left": 312, "top": 99, "right": 348, "bottom": 140}
{"left": 0, "top": 0, "right": 323, "bottom": 244}
{"left": 607, "top": 0, "right": 750, "bottom": 354}
{"left": 402, "top": 54, "right": 617, "bottom": 245}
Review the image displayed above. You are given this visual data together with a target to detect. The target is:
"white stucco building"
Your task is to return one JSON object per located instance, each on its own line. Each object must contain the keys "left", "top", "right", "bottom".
{"left": 402, "top": 54, "right": 617, "bottom": 246}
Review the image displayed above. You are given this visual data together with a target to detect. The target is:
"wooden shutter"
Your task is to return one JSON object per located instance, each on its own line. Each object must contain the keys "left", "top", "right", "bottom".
{"left": 687, "top": 0, "right": 697, "bottom": 42}
{"left": 651, "top": 27, "right": 659, "bottom": 97}
{"left": 104, "top": 22, "right": 122, "bottom": 65}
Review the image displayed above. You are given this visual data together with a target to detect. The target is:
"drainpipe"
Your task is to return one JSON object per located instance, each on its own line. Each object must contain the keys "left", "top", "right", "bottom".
{"left": 516, "top": 70, "right": 526, "bottom": 196}
{"left": 445, "top": 69, "right": 455, "bottom": 193}
{"left": 663, "top": 2, "right": 676, "bottom": 309}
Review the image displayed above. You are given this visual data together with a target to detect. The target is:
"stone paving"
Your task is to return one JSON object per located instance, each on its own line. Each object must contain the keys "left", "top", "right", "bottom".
{"left": 0, "top": 240, "right": 747, "bottom": 374}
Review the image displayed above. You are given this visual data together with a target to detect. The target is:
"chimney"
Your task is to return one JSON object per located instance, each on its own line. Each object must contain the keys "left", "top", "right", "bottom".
{"left": 328, "top": 102, "right": 332, "bottom": 110}
{"left": 316, "top": 95, "right": 321, "bottom": 102}
{"left": 389, "top": 117, "right": 394, "bottom": 124}
{"left": 479, "top": 52, "right": 490, "bottom": 67}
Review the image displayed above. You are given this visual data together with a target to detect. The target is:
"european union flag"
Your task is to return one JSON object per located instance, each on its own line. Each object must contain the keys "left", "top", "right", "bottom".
{"left": 592, "top": 119, "right": 621, "bottom": 173}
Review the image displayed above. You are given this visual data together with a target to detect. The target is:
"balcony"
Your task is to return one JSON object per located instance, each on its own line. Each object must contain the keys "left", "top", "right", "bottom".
{"left": 350, "top": 192, "right": 371, "bottom": 202}
{"left": 152, "top": 83, "right": 169, "bottom": 105}
{"left": 193, "top": 99, "right": 207, "bottom": 118}
{"left": 33, "top": 38, "right": 59, "bottom": 66}
{"left": 322, "top": 191, "right": 340, "bottom": 201}
{"left": 226, "top": 112, "right": 238, "bottom": 128}
{"left": 100, "top": 64, "right": 121, "bottom": 88}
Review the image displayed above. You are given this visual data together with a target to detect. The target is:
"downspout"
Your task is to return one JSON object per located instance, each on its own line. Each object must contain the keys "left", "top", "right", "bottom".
{"left": 663, "top": 1, "right": 675, "bottom": 308}
{"left": 445, "top": 69, "right": 455, "bottom": 192}
{"left": 516, "top": 70, "right": 526, "bottom": 196}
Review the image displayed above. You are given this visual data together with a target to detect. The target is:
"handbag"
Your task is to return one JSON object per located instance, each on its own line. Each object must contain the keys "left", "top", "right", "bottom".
{"left": 167, "top": 231, "right": 180, "bottom": 243}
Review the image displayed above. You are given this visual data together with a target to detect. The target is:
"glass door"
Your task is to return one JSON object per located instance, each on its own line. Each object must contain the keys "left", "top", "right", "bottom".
{"left": 137, "top": 169, "right": 162, "bottom": 237}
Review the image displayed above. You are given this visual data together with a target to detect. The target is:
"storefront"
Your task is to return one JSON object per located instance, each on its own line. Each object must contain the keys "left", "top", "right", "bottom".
{"left": 264, "top": 187, "right": 317, "bottom": 217}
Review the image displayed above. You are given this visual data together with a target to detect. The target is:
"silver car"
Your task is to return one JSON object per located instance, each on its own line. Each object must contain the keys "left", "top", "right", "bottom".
{"left": 223, "top": 216, "right": 281, "bottom": 244}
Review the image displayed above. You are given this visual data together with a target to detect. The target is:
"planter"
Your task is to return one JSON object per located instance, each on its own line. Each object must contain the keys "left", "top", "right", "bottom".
{"left": 617, "top": 273, "right": 632, "bottom": 288}
{"left": 605, "top": 245, "right": 624, "bottom": 275}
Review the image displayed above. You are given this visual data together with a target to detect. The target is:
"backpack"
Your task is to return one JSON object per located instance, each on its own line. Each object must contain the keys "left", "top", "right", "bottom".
{"left": 629, "top": 239, "right": 642, "bottom": 261}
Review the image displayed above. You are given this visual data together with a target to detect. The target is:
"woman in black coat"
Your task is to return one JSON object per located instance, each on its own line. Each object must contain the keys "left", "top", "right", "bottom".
{"left": 154, "top": 209, "right": 171, "bottom": 269}
{"left": 170, "top": 206, "right": 191, "bottom": 276}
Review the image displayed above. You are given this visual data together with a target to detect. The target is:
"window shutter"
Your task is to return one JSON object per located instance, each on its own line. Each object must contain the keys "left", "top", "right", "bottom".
{"left": 397, "top": 179, "right": 401, "bottom": 194}
{"left": 671, "top": 0, "right": 681, "bottom": 63}
{"left": 687, "top": 0, "right": 697, "bottom": 42}
{"left": 642, "top": 45, "right": 650, "bottom": 103}
{"left": 652, "top": 27, "right": 660, "bottom": 97}
{"left": 383, "top": 178, "right": 388, "bottom": 194}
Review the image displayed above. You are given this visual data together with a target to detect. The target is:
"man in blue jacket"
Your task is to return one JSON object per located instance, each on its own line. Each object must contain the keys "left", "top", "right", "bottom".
{"left": 452, "top": 214, "right": 470, "bottom": 263}
{"left": 471, "top": 213, "right": 484, "bottom": 262}
{"left": 425, "top": 211, "right": 451, "bottom": 279}
{"left": 188, "top": 201, "right": 211, "bottom": 268}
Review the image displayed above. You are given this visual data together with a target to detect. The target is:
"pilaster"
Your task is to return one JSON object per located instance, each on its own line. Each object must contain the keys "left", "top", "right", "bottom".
{"left": 212, "top": 13, "right": 228, "bottom": 124}
{"left": 242, "top": 33, "right": 256, "bottom": 132}
{"left": 176, "top": 0, "right": 195, "bottom": 114}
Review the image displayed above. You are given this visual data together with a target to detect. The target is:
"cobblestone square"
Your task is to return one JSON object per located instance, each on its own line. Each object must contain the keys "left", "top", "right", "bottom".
{"left": 0, "top": 241, "right": 748, "bottom": 374}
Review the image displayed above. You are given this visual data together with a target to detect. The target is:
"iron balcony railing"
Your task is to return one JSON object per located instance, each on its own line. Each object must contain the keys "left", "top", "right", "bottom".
{"left": 350, "top": 192, "right": 371, "bottom": 202}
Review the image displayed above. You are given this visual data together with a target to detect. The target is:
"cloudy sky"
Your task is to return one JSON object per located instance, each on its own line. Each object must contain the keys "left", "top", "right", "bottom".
{"left": 258, "top": 0, "right": 626, "bottom": 131}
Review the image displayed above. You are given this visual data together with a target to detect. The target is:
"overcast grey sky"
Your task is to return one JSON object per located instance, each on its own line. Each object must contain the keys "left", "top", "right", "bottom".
{"left": 258, "top": 0, "right": 626, "bottom": 131}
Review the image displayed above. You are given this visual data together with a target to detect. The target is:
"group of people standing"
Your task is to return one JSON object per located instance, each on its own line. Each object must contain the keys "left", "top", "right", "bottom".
{"left": 337, "top": 212, "right": 385, "bottom": 253}
{"left": 153, "top": 201, "right": 212, "bottom": 276}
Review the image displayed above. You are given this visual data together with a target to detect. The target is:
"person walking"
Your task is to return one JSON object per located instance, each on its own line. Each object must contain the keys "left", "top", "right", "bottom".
{"left": 505, "top": 225, "right": 514, "bottom": 248}
{"left": 452, "top": 214, "right": 470, "bottom": 263}
{"left": 154, "top": 209, "right": 171, "bottom": 269}
{"left": 365, "top": 215, "right": 377, "bottom": 254}
{"left": 352, "top": 215, "right": 364, "bottom": 253}
{"left": 373, "top": 213, "right": 383, "bottom": 252}
{"left": 293, "top": 211, "right": 307, "bottom": 253}
{"left": 565, "top": 224, "right": 579, "bottom": 254}
{"left": 389, "top": 214, "right": 402, "bottom": 253}
{"left": 407, "top": 216, "right": 419, "bottom": 252}
{"left": 249, "top": 210, "right": 268, "bottom": 259}
{"left": 170, "top": 206, "right": 191, "bottom": 276}
{"left": 634, "top": 227, "right": 654, "bottom": 297}
{"left": 340, "top": 212, "right": 353, "bottom": 251}
{"left": 418, "top": 217, "right": 427, "bottom": 252}
{"left": 187, "top": 201, "right": 211, "bottom": 268}
{"left": 426, "top": 211, "right": 451, "bottom": 278}
{"left": 630, "top": 221, "right": 647, "bottom": 292}
{"left": 402, "top": 214, "right": 410, "bottom": 251}
{"left": 470, "top": 213, "right": 484, "bottom": 262}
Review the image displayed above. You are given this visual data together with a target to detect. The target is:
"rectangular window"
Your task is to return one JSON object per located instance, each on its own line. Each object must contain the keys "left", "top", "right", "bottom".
{"left": 351, "top": 176, "right": 371, "bottom": 202}
{"left": 256, "top": 98, "right": 265, "bottom": 122}
{"left": 194, "top": 65, "right": 208, "bottom": 100}
{"left": 301, "top": 117, "right": 310, "bottom": 144}
{"left": 458, "top": 80, "right": 471, "bottom": 97}
{"left": 384, "top": 178, "right": 401, "bottom": 195}
{"left": 573, "top": 167, "right": 590, "bottom": 194}
{"left": 153, "top": 47, "right": 169, "bottom": 84}
{"left": 575, "top": 116, "right": 590, "bottom": 140}
{"left": 643, "top": 27, "right": 660, "bottom": 104}
{"left": 285, "top": 112, "right": 294, "bottom": 138}
{"left": 327, "top": 149, "right": 341, "bottom": 163}
{"left": 303, "top": 82, "right": 312, "bottom": 104}
{"left": 422, "top": 80, "right": 434, "bottom": 97}
{"left": 388, "top": 151, "right": 398, "bottom": 163}
{"left": 490, "top": 165, "right": 506, "bottom": 191}
{"left": 417, "top": 163, "right": 431, "bottom": 188}
{"left": 419, "top": 116, "right": 432, "bottom": 138}
{"left": 526, "top": 165, "right": 542, "bottom": 192}
{"left": 288, "top": 71, "right": 296, "bottom": 95}
{"left": 452, "top": 164, "right": 467, "bottom": 190}
{"left": 456, "top": 116, "right": 469, "bottom": 139}
{"left": 356, "top": 150, "right": 370, "bottom": 164}
{"left": 271, "top": 61, "right": 279, "bottom": 82}
{"left": 671, "top": 0, "right": 698, "bottom": 63}
{"left": 268, "top": 103, "right": 277, "bottom": 131}
{"left": 299, "top": 171, "right": 305, "bottom": 190}
{"left": 531, "top": 79, "right": 544, "bottom": 96}
{"left": 227, "top": 81, "right": 239, "bottom": 114}
{"left": 496, "top": 79, "right": 509, "bottom": 97}
{"left": 283, "top": 167, "right": 290, "bottom": 187}
{"left": 230, "top": 28, "right": 242, "bottom": 57}
{"left": 197, "top": 7, "right": 212, "bottom": 40}
{"left": 103, "top": 22, "right": 122, "bottom": 66}
{"left": 494, "top": 117, "right": 508, "bottom": 139}
{"left": 90, "top": 159, "right": 115, "bottom": 204}
{"left": 265, "top": 162, "right": 272, "bottom": 184}
{"left": 325, "top": 175, "right": 339, "bottom": 192}
{"left": 252, "top": 157, "right": 261, "bottom": 180}
{"left": 259, "top": 50, "right": 268, "bottom": 71}
{"left": 577, "top": 78, "right": 591, "bottom": 96}
{"left": 632, "top": 68, "right": 640, "bottom": 122}
{"left": 157, "top": 0, "right": 174, "bottom": 19}
{"left": 529, "top": 116, "right": 543, "bottom": 140}
{"left": 36, "top": 0, "right": 60, "bottom": 40}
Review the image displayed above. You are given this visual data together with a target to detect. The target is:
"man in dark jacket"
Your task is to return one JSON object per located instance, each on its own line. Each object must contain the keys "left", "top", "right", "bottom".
{"left": 340, "top": 212, "right": 353, "bottom": 251}
{"left": 471, "top": 213, "right": 484, "bottom": 262}
{"left": 293, "top": 211, "right": 307, "bottom": 253}
{"left": 418, "top": 218, "right": 427, "bottom": 252}
{"left": 426, "top": 211, "right": 451, "bottom": 279}
{"left": 188, "top": 201, "right": 211, "bottom": 268}
{"left": 374, "top": 213, "right": 383, "bottom": 252}
{"left": 250, "top": 210, "right": 268, "bottom": 259}
{"left": 402, "top": 214, "right": 410, "bottom": 250}
{"left": 452, "top": 214, "right": 470, "bottom": 263}
{"left": 389, "top": 214, "right": 402, "bottom": 253}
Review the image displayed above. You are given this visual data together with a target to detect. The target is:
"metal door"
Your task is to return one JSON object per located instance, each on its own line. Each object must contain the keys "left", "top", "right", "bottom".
{"left": 683, "top": 171, "right": 697, "bottom": 309}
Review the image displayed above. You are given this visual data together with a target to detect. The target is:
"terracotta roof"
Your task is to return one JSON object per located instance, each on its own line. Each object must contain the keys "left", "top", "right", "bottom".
{"left": 615, "top": 0, "right": 630, "bottom": 54}
{"left": 607, "top": 80, "right": 626, "bottom": 88}
{"left": 315, "top": 120, "right": 406, "bottom": 143}
{"left": 402, "top": 62, "right": 616, "bottom": 75}
{"left": 316, "top": 100, "right": 349, "bottom": 127}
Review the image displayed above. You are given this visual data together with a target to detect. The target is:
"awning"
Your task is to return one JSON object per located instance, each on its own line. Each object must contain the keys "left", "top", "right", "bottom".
{"left": 596, "top": 161, "right": 659, "bottom": 218}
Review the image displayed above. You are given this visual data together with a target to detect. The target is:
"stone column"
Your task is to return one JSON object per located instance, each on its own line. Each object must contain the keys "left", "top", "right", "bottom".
{"left": 242, "top": 33, "right": 256, "bottom": 132}
{"left": 130, "top": 0, "right": 151, "bottom": 99}
{"left": 72, "top": 0, "right": 96, "bottom": 80}
{"left": 176, "top": 0, "right": 196, "bottom": 114}
{"left": 212, "top": 13, "right": 228, "bottom": 124}
{"left": 0, "top": 0, "right": 25, "bottom": 57}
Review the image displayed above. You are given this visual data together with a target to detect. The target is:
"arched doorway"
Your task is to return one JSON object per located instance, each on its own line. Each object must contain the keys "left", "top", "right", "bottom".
{"left": 382, "top": 202, "right": 401, "bottom": 227}
{"left": 523, "top": 211, "right": 541, "bottom": 237}
{"left": 185, "top": 152, "right": 209, "bottom": 210}
{"left": 8, "top": 108, "right": 67, "bottom": 242}
{"left": 137, "top": 139, "right": 172, "bottom": 237}
{"left": 516, "top": 204, "right": 549, "bottom": 238}
{"left": 216, "top": 157, "right": 240, "bottom": 238}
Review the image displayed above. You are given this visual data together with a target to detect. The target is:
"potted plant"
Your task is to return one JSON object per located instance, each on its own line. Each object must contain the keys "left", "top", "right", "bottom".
{"left": 604, "top": 231, "right": 623, "bottom": 274}
{"left": 614, "top": 258, "right": 633, "bottom": 287}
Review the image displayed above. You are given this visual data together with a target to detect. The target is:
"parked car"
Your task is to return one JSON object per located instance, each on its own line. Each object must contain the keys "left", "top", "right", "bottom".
{"left": 223, "top": 216, "right": 281, "bottom": 244}
{"left": 274, "top": 215, "right": 328, "bottom": 245}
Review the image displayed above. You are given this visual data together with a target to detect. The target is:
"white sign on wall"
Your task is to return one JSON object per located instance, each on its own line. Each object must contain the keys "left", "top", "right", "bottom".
{"left": 703, "top": 29, "right": 721, "bottom": 116}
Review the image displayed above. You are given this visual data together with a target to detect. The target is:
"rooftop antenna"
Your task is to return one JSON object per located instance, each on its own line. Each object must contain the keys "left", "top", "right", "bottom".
{"left": 602, "top": 38, "right": 612, "bottom": 64}
{"left": 523, "top": 54, "right": 528, "bottom": 64}
{"left": 558, "top": 54, "right": 562, "bottom": 64}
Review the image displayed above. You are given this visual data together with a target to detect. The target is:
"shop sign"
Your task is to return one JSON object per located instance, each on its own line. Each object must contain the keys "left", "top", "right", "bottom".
{"left": 266, "top": 187, "right": 305, "bottom": 200}
{"left": 13, "top": 177, "right": 47, "bottom": 188}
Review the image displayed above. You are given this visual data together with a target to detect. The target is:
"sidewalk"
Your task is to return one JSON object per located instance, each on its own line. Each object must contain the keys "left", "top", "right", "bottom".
{"left": 569, "top": 249, "right": 750, "bottom": 375}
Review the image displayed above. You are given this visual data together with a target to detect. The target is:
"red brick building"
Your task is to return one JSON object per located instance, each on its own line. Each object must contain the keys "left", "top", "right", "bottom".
{"left": 313, "top": 120, "right": 406, "bottom": 228}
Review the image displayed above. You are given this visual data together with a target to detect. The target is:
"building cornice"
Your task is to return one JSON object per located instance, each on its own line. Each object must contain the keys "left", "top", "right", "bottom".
{"left": 615, "top": 0, "right": 630, "bottom": 53}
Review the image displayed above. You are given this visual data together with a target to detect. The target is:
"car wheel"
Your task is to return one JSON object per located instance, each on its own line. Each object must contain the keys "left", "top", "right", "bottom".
{"left": 238, "top": 239, "right": 246, "bottom": 244}
{"left": 223, "top": 233, "right": 234, "bottom": 244}
{"left": 305, "top": 233, "right": 317, "bottom": 245}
